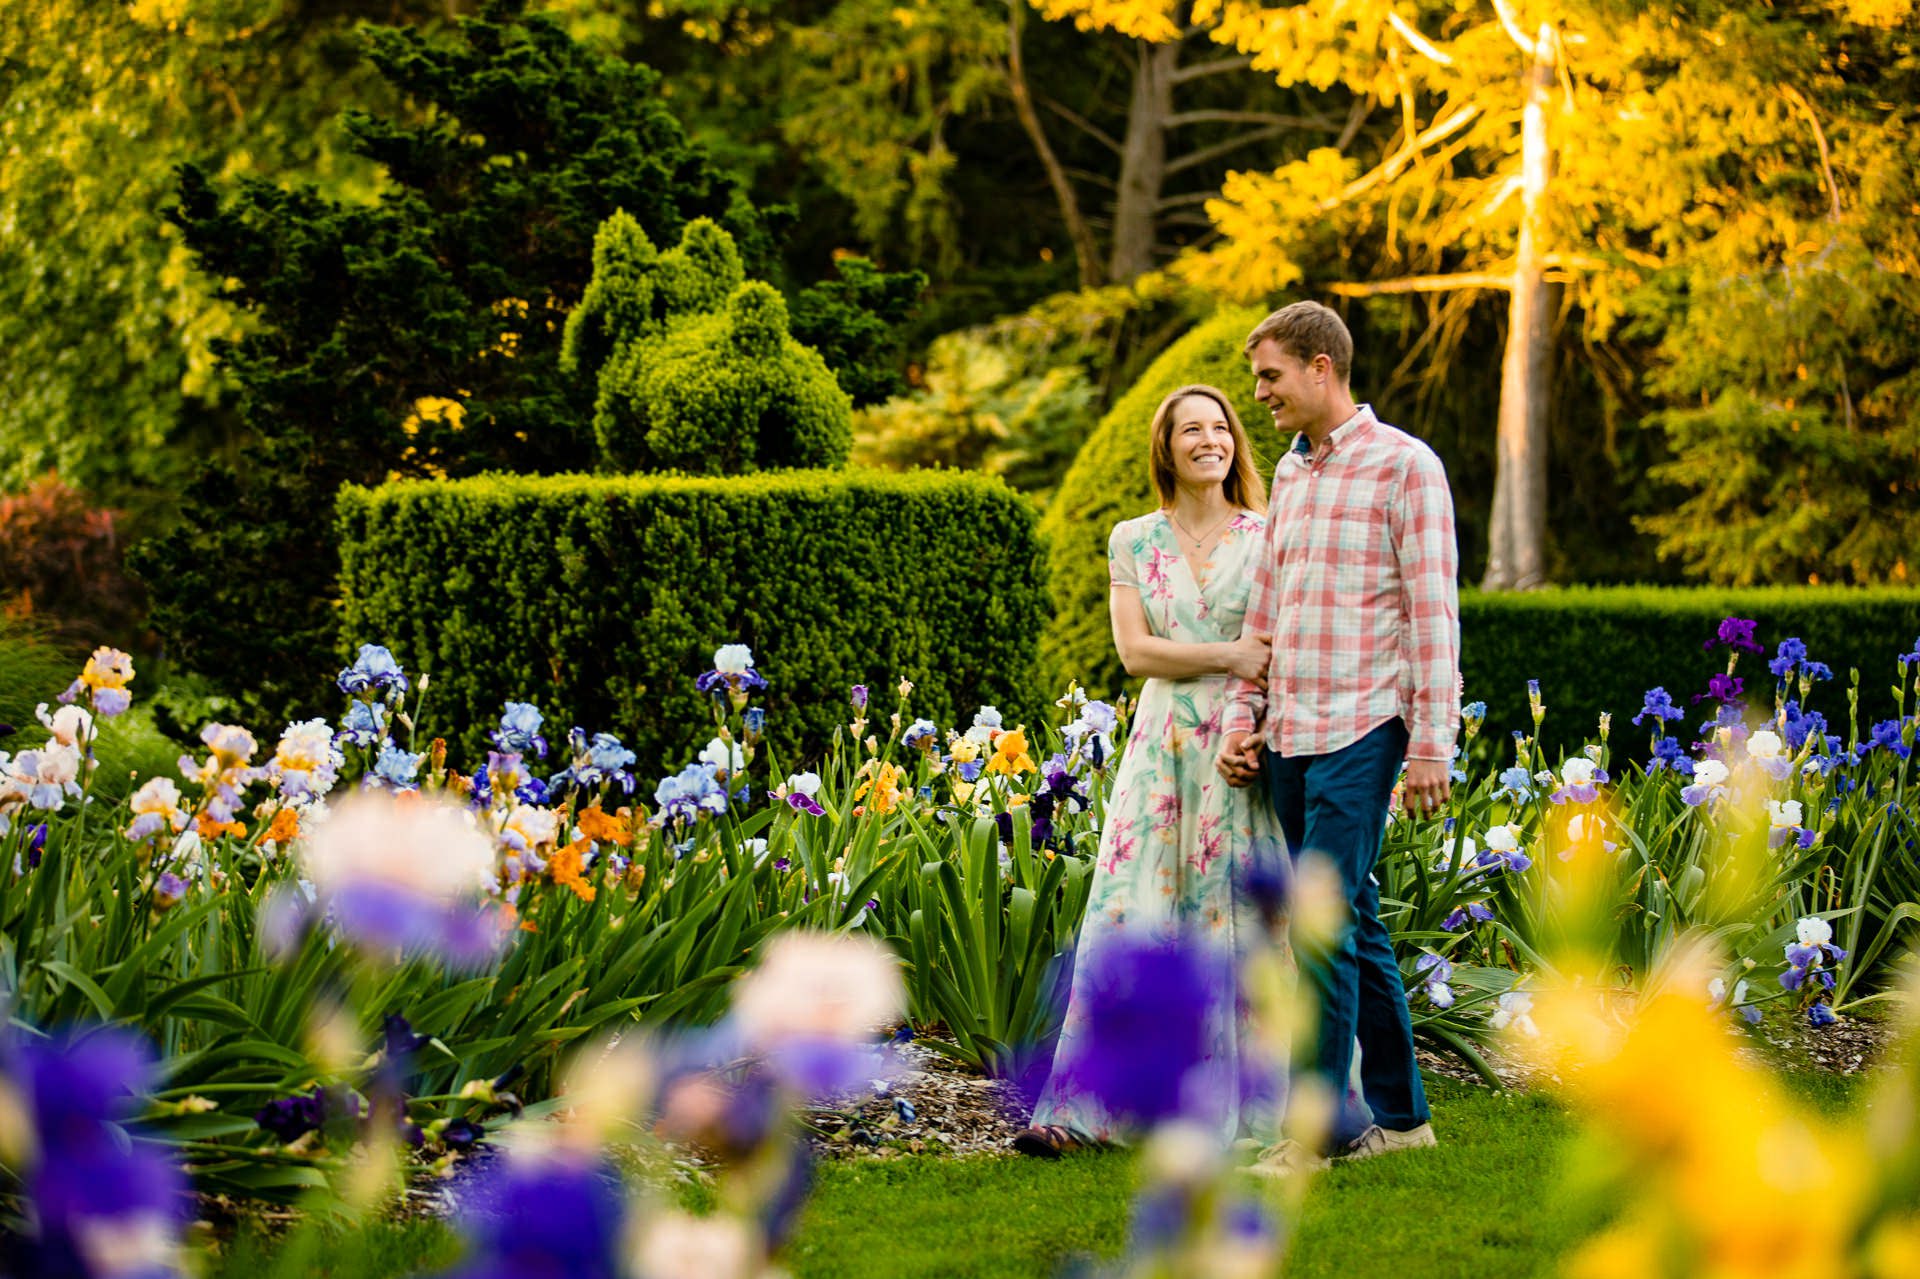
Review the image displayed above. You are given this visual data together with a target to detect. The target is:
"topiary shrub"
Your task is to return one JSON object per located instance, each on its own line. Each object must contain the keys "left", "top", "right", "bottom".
{"left": 564, "top": 213, "right": 853, "bottom": 475}
{"left": 335, "top": 468, "right": 1050, "bottom": 773}
{"left": 1038, "top": 306, "right": 1278, "bottom": 696}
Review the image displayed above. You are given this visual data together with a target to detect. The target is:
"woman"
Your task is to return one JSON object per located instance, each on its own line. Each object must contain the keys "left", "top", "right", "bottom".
{"left": 1013, "top": 384, "right": 1286, "bottom": 1156}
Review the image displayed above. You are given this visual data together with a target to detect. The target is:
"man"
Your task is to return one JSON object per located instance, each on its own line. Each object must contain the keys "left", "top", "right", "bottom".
{"left": 1216, "top": 300, "right": 1460, "bottom": 1170}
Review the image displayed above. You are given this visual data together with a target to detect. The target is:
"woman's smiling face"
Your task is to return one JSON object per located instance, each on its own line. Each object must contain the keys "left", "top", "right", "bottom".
{"left": 1166, "top": 395, "right": 1235, "bottom": 491}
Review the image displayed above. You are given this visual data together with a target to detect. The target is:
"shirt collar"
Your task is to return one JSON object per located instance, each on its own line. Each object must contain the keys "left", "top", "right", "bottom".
{"left": 1290, "top": 404, "right": 1376, "bottom": 465}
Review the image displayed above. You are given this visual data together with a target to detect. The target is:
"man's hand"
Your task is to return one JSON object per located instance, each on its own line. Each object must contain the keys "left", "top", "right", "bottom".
{"left": 1215, "top": 730, "right": 1263, "bottom": 789}
{"left": 1402, "top": 757, "right": 1451, "bottom": 818}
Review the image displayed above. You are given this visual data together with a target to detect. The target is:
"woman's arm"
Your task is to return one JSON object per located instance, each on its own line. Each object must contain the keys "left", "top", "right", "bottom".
{"left": 1111, "top": 585, "right": 1270, "bottom": 683}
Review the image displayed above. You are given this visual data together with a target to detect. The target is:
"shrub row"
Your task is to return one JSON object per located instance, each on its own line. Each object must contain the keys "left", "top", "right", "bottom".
{"left": 1457, "top": 585, "right": 1920, "bottom": 755}
{"left": 335, "top": 468, "right": 1050, "bottom": 772}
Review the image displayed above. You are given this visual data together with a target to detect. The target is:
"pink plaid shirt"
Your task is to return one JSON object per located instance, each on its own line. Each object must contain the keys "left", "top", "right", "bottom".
{"left": 1224, "top": 405, "right": 1461, "bottom": 762}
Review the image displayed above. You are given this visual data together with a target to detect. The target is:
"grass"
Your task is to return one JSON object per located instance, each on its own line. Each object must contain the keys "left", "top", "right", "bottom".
{"left": 206, "top": 1079, "right": 1610, "bottom": 1278}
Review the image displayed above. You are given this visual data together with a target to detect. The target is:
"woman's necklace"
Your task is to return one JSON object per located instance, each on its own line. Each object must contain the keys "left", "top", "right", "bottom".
{"left": 1167, "top": 508, "right": 1234, "bottom": 550}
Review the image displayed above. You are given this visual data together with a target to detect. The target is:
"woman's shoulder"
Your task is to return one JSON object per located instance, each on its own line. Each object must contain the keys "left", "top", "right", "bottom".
{"left": 1228, "top": 508, "right": 1267, "bottom": 533}
{"left": 1109, "top": 511, "right": 1168, "bottom": 542}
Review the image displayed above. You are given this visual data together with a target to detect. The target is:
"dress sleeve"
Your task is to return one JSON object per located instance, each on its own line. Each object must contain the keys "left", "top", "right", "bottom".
{"left": 1107, "top": 521, "right": 1140, "bottom": 590}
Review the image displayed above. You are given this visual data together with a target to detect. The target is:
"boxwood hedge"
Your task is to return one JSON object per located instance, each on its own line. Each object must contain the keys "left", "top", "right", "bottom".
{"left": 1458, "top": 586, "right": 1920, "bottom": 758}
{"left": 335, "top": 469, "right": 1049, "bottom": 773}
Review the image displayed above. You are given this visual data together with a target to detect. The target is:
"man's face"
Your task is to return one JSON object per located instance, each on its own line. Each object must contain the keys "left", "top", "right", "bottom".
{"left": 1249, "top": 338, "right": 1327, "bottom": 436}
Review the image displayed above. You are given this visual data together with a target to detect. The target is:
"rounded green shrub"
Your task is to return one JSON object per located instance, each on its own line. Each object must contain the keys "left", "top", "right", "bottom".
{"left": 1038, "top": 306, "right": 1281, "bottom": 696}
{"left": 577, "top": 214, "right": 851, "bottom": 475}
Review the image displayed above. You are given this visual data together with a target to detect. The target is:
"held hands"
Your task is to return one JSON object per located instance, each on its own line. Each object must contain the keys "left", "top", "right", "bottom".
{"left": 1401, "top": 756, "right": 1452, "bottom": 818}
{"left": 1215, "top": 730, "right": 1263, "bottom": 789}
{"left": 1224, "top": 631, "right": 1272, "bottom": 687}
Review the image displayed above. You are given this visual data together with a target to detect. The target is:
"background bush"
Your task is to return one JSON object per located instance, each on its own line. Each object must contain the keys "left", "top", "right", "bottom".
{"left": 336, "top": 469, "right": 1050, "bottom": 771}
{"left": 1038, "top": 306, "right": 1279, "bottom": 695}
{"left": 566, "top": 214, "right": 853, "bottom": 475}
{"left": 1460, "top": 586, "right": 1920, "bottom": 757}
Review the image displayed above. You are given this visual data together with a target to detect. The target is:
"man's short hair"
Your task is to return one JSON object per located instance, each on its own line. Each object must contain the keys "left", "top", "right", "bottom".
{"left": 1243, "top": 301, "right": 1353, "bottom": 382}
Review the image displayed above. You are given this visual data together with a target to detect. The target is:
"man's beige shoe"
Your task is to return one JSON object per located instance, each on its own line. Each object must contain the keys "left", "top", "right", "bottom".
{"left": 1243, "top": 1139, "right": 1330, "bottom": 1179}
{"left": 1335, "top": 1123, "right": 1438, "bottom": 1162}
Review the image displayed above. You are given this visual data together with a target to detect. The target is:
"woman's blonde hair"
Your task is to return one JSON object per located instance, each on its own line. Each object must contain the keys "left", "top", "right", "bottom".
{"left": 1147, "top": 384, "right": 1267, "bottom": 513}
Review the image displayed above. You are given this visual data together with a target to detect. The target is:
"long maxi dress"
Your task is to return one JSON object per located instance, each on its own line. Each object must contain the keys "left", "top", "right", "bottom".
{"left": 1029, "top": 509, "right": 1289, "bottom": 1145}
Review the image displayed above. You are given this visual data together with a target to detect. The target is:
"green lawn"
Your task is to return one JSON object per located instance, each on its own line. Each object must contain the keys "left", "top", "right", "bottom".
{"left": 788, "top": 1081, "right": 1585, "bottom": 1279}
{"left": 211, "top": 1078, "right": 1629, "bottom": 1278}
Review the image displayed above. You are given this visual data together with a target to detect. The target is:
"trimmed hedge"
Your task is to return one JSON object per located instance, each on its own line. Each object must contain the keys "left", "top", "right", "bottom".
{"left": 1459, "top": 586, "right": 1920, "bottom": 757}
{"left": 335, "top": 469, "right": 1049, "bottom": 773}
{"left": 1038, "top": 306, "right": 1281, "bottom": 696}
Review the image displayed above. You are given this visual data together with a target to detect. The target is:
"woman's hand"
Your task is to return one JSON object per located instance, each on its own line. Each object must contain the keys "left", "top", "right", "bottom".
{"left": 1224, "top": 631, "right": 1272, "bottom": 685}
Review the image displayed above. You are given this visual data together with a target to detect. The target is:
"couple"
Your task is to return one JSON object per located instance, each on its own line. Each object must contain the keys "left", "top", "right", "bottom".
{"left": 1013, "top": 301, "right": 1461, "bottom": 1170}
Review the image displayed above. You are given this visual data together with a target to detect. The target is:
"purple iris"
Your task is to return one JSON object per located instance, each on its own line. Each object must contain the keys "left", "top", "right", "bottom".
{"left": 1050, "top": 935, "right": 1229, "bottom": 1128}
{"left": 1899, "top": 637, "right": 1920, "bottom": 669}
{"left": 1633, "top": 686, "right": 1686, "bottom": 728}
{"left": 850, "top": 684, "right": 869, "bottom": 712}
{"left": 337, "top": 643, "right": 411, "bottom": 700}
{"left": 440, "top": 1149, "right": 627, "bottom": 1279}
{"left": 1768, "top": 638, "right": 1807, "bottom": 679}
{"left": 255, "top": 1083, "right": 365, "bottom": 1144}
{"left": 1863, "top": 719, "right": 1912, "bottom": 760}
{"left": 1808, "top": 1001, "right": 1838, "bottom": 1028}
{"left": 1704, "top": 617, "right": 1764, "bottom": 655}
{"left": 1238, "top": 836, "right": 1291, "bottom": 930}
{"left": 744, "top": 706, "right": 767, "bottom": 738}
{"left": 787, "top": 793, "right": 825, "bottom": 817}
{"left": 1694, "top": 672, "right": 1745, "bottom": 705}
{"left": 550, "top": 729, "right": 638, "bottom": 795}
{"left": 333, "top": 699, "right": 387, "bottom": 750}
{"left": 1442, "top": 901, "right": 1495, "bottom": 932}
{"left": 1647, "top": 736, "right": 1695, "bottom": 777}
{"left": 1496, "top": 765, "right": 1535, "bottom": 801}
{"left": 1415, "top": 952, "right": 1455, "bottom": 1008}
{"left": 5, "top": 1027, "right": 190, "bottom": 1273}
{"left": 1781, "top": 702, "right": 1830, "bottom": 752}
{"left": 489, "top": 702, "right": 548, "bottom": 758}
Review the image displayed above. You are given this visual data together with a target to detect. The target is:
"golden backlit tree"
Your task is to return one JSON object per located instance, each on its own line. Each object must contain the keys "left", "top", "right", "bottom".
{"left": 1039, "top": 0, "right": 1919, "bottom": 588}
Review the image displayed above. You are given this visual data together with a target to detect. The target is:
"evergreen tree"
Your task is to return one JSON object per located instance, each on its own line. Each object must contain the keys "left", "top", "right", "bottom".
{"left": 133, "top": 0, "right": 917, "bottom": 720}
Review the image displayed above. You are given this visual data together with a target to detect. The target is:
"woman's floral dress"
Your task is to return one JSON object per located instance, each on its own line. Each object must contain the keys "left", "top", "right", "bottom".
{"left": 1029, "top": 510, "right": 1288, "bottom": 1144}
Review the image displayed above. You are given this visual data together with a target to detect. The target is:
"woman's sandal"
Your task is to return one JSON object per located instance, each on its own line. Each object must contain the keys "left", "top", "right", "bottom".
{"left": 1010, "top": 1124, "right": 1085, "bottom": 1159}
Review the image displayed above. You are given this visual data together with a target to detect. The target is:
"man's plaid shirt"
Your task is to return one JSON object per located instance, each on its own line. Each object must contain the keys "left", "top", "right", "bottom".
{"left": 1223, "top": 405, "right": 1461, "bottom": 762}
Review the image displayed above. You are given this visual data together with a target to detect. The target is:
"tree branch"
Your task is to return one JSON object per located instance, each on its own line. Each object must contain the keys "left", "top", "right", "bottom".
{"left": 1169, "top": 55, "right": 1255, "bottom": 85}
{"left": 1156, "top": 189, "right": 1219, "bottom": 210}
{"left": 1490, "top": 0, "right": 1539, "bottom": 57}
{"left": 1324, "top": 103, "right": 1479, "bottom": 209}
{"left": 1165, "top": 109, "right": 1335, "bottom": 129}
{"left": 1325, "top": 256, "right": 1603, "bottom": 297}
{"left": 1163, "top": 124, "right": 1288, "bottom": 176}
{"left": 1387, "top": 10, "right": 1454, "bottom": 66}
{"left": 1780, "top": 84, "right": 1843, "bottom": 222}
{"left": 1040, "top": 97, "right": 1125, "bottom": 156}
{"left": 1005, "top": 2, "right": 1103, "bottom": 287}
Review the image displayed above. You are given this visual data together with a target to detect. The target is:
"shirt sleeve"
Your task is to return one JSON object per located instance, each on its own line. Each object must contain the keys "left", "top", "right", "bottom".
{"left": 1393, "top": 448, "right": 1461, "bottom": 761}
{"left": 1107, "top": 522, "right": 1139, "bottom": 590}
{"left": 1223, "top": 505, "right": 1279, "bottom": 738}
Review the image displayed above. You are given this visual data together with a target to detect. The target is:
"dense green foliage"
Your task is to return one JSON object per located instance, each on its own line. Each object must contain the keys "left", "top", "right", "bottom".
{"left": 565, "top": 214, "right": 853, "bottom": 474}
{"left": 1458, "top": 587, "right": 1920, "bottom": 754}
{"left": 130, "top": 0, "right": 920, "bottom": 723}
{"left": 0, "top": 1, "right": 416, "bottom": 523}
{"left": 334, "top": 469, "right": 1050, "bottom": 770}
{"left": 1038, "top": 306, "right": 1279, "bottom": 694}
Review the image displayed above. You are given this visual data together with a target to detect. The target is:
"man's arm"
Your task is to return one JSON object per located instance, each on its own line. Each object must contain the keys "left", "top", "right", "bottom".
{"left": 1395, "top": 448, "right": 1461, "bottom": 764}
{"left": 1223, "top": 502, "right": 1281, "bottom": 741}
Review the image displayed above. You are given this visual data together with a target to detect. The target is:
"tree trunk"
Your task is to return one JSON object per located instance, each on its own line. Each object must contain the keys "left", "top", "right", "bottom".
{"left": 1005, "top": 0, "right": 1104, "bottom": 288}
{"left": 1482, "top": 24, "right": 1555, "bottom": 591}
{"left": 1108, "top": 40, "right": 1178, "bottom": 282}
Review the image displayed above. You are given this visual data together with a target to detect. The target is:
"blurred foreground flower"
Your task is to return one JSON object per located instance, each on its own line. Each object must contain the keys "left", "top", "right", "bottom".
{"left": 272, "top": 790, "right": 503, "bottom": 966}
{"left": 0, "top": 1026, "right": 189, "bottom": 1278}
